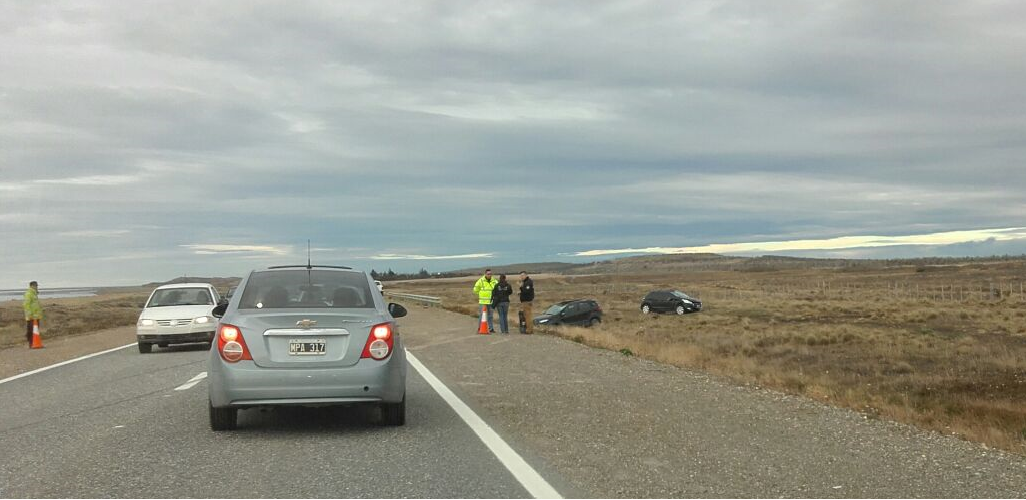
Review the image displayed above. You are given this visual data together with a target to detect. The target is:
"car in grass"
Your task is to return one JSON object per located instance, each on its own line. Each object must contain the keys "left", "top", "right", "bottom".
{"left": 533, "top": 299, "right": 602, "bottom": 327}
{"left": 136, "top": 283, "right": 220, "bottom": 354}
{"left": 640, "top": 290, "right": 702, "bottom": 315}
{"left": 207, "top": 265, "right": 408, "bottom": 430}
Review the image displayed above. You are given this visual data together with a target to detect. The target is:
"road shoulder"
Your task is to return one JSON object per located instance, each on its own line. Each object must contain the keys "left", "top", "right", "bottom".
{"left": 398, "top": 303, "right": 1026, "bottom": 498}
{"left": 0, "top": 326, "right": 136, "bottom": 380}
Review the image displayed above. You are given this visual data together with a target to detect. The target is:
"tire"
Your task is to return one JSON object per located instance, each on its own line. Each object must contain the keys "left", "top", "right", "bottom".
{"left": 382, "top": 394, "right": 406, "bottom": 426}
{"left": 641, "top": 304, "right": 651, "bottom": 314}
{"left": 209, "top": 400, "right": 237, "bottom": 431}
{"left": 589, "top": 317, "right": 601, "bottom": 327}
{"left": 676, "top": 305, "right": 686, "bottom": 315}
{"left": 138, "top": 342, "right": 152, "bottom": 354}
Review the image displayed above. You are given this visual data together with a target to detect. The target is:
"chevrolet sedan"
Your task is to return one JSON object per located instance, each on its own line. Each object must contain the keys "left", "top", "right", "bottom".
{"left": 207, "top": 265, "right": 408, "bottom": 430}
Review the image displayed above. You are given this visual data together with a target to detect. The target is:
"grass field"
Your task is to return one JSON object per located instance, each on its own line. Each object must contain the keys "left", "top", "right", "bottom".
{"left": 389, "top": 259, "right": 1026, "bottom": 454}
{"left": 0, "top": 290, "right": 151, "bottom": 348}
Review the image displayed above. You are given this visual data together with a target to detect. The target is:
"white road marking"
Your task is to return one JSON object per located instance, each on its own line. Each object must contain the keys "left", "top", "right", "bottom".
{"left": 406, "top": 350, "right": 561, "bottom": 499}
{"left": 174, "top": 371, "right": 207, "bottom": 391}
{"left": 0, "top": 343, "right": 137, "bottom": 386}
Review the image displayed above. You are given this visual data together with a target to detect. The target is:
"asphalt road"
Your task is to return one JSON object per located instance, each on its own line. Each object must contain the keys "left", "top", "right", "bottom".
{"left": 0, "top": 342, "right": 554, "bottom": 498}
{"left": 4, "top": 303, "right": 1026, "bottom": 498}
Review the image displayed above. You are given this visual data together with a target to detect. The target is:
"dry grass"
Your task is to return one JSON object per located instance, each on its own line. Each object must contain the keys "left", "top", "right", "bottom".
{"left": 391, "top": 260, "right": 1026, "bottom": 454}
{"left": 0, "top": 290, "right": 150, "bottom": 348}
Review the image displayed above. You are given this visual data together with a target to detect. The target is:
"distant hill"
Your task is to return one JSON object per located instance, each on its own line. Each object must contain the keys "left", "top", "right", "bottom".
{"left": 449, "top": 253, "right": 1026, "bottom": 277}
{"left": 142, "top": 276, "right": 241, "bottom": 289}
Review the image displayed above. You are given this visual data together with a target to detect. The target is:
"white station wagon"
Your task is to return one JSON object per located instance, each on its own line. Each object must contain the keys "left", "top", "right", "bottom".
{"left": 136, "top": 283, "right": 220, "bottom": 354}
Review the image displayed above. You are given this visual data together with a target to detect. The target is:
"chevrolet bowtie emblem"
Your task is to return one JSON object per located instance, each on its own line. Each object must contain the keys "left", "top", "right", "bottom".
{"left": 296, "top": 319, "right": 317, "bottom": 329}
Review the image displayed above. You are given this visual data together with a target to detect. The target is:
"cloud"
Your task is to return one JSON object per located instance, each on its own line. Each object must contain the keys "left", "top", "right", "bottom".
{"left": 3, "top": 1, "right": 1026, "bottom": 286}
{"left": 181, "top": 244, "right": 289, "bottom": 256}
{"left": 33, "top": 174, "right": 141, "bottom": 186}
{"left": 573, "top": 227, "right": 1026, "bottom": 257}
{"left": 58, "top": 229, "right": 131, "bottom": 238}
{"left": 370, "top": 253, "right": 494, "bottom": 260}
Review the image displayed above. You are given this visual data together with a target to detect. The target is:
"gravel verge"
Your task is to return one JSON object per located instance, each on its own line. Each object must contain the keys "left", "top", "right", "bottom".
{"left": 399, "top": 303, "right": 1026, "bottom": 498}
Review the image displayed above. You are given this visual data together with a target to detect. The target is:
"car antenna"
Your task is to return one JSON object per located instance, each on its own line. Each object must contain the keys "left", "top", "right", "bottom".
{"left": 306, "top": 239, "right": 312, "bottom": 285}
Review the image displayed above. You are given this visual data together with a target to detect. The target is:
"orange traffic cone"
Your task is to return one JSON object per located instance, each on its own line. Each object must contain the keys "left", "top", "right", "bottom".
{"left": 30, "top": 319, "right": 44, "bottom": 349}
{"left": 477, "top": 305, "right": 489, "bottom": 334}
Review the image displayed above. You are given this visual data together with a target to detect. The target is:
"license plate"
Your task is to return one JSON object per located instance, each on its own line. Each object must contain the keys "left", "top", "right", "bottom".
{"left": 288, "top": 339, "right": 326, "bottom": 355}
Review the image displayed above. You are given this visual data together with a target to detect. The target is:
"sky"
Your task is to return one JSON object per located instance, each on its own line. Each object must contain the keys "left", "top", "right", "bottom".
{"left": 2, "top": 1, "right": 1025, "bottom": 287}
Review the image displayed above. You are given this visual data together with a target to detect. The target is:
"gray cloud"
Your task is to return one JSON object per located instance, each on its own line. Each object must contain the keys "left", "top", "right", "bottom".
{"left": 1, "top": 0, "right": 1024, "bottom": 286}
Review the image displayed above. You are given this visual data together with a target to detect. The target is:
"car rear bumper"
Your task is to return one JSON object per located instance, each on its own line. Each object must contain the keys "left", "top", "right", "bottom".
{"left": 137, "top": 331, "right": 215, "bottom": 344}
{"left": 208, "top": 350, "right": 406, "bottom": 408}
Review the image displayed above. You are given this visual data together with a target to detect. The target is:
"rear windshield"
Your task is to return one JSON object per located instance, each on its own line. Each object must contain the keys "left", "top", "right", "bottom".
{"left": 238, "top": 270, "right": 375, "bottom": 309}
{"left": 147, "top": 288, "right": 213, "bottom": 307}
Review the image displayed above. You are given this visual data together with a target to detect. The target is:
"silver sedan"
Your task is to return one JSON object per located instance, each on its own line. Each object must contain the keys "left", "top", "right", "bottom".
{"left": 207, "top": 265, "right": 407, "bottom": 430}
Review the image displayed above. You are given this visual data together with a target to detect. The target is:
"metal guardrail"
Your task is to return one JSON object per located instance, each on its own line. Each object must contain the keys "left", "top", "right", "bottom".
{"left": 384, "top": 291, "right": 442, "bottom": 307}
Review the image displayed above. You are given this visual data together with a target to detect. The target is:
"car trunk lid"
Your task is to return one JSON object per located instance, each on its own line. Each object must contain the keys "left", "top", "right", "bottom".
{"left": 235, "top": 310, "right": 381, "bottom": 368}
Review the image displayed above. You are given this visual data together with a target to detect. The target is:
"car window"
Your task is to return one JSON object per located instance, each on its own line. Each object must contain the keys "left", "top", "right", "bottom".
{"left": 146, "top": 287, "right": 213, "bottom": 307}
{"left": 238, "top": 270, "right": 374, "bottom": 309}
{"left": 544, "top": 304, "right": 565, "bottom": 315}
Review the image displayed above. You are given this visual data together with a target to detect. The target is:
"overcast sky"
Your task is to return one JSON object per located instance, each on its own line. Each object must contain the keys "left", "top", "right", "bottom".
{"left": 2, "top": 1, "right": 1025, "bottom": 287}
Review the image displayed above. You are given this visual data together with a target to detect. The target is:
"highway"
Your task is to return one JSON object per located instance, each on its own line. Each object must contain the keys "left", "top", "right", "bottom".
{"left": 3, "top": 304, "right": 1026, "bottom": 498}
{"left": 0, "top": 341, "right": 559, "bottom": 498}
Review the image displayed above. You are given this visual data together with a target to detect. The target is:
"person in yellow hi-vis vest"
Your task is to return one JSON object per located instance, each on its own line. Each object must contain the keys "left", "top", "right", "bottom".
{"left": 23, "top": 281, "right": 43, "bottom": 347}
{"left": 472, "top": 269, "right": 497, "bottom": 333}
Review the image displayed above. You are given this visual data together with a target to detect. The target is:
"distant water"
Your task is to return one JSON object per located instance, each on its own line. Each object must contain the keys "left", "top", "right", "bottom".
{"left": 0, "top": 288, "right": 98, "bottom": 302}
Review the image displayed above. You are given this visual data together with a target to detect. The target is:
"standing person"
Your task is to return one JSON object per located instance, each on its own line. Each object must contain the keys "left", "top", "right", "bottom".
{"left": 518, "top": 271, "right": 535, "bottom": 334}
{"left": 472, "top": 269, "right": 498, "bottom": 333}
{"left": 23, "top": 281, "right": 43, "bottom": 347}
{"left": 492, "top": 274, "right": 514, "bottom": 334}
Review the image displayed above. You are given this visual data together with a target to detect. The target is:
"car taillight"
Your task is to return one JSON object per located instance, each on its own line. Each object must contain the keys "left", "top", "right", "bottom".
{"left": 218, "top": 323, "right": 252, "bottom": 362}
{"left": 360, "top": 323, "right": 394, "bottom": 360}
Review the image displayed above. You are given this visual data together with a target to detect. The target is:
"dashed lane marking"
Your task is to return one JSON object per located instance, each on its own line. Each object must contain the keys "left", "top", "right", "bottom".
{"left": 174, "top": 371, "right": 207, "bottom": 391}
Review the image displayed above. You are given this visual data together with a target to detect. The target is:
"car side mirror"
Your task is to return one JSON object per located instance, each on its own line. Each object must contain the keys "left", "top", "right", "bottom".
{"left": 388, "top": 303, "right": 407, "bottom": 318}
{"left": 212, "top": 303, "right": 228, "bottom": 318}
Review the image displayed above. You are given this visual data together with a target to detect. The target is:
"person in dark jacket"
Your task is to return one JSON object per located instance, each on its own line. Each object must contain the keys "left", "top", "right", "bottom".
{"left": 518, "top": 271, "right": 535, "bottom": 334}
{"left": 492, "top": 274, "right": 514, "bottom": 334}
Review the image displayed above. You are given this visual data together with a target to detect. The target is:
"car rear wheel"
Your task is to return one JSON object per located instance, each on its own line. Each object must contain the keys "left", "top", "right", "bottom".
{"left": 382, "top": 394, "right": 406, "bottom": 426}
{"left": 209, "top": 401, "right": 237, "bottom": 431}
{"left": 641, "top": 304, "right": 651, "bottom": 314}
{"left": 676, "top": 305, "right": 686, "bottom": 315}
{"left": 138, "top": 342, "right": 152, "bottom": 354}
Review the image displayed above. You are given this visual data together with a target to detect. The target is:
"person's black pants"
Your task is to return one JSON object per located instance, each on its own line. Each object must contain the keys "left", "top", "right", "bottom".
{"left": 26, "top": 320, "right": 34, "bottom": 346}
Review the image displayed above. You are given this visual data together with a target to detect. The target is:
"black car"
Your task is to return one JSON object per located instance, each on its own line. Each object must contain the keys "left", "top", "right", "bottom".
{"left": 641, "top": 290, "right": 702, "bottom": 315}
{"left": 534, "top": 299, "right": 603, "bottom": 327}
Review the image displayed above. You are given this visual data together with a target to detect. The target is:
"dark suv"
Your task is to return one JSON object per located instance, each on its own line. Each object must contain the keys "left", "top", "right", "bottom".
{"left": 534, "top": 299, "right": 602, "bottom": 327}
{"left": 641, "top": 290, "right": 702, "bottom": 315}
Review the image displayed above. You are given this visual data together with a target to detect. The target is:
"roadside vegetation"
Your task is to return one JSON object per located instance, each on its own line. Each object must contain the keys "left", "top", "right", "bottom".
{"left": 0, "top": 289, "right": 149, "bottom": 348}
{"left": 392, "top": 258, "right": 1026, "bottom": 454}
